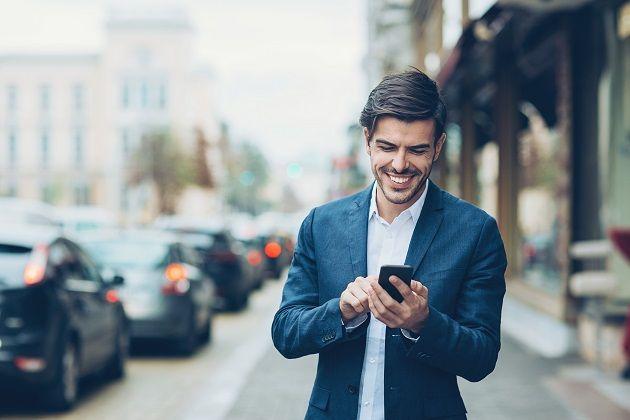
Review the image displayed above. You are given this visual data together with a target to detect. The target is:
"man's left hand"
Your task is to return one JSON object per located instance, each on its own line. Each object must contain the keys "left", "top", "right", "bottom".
{"left": 367, "top": 276, "right": 429, "bottom": 335}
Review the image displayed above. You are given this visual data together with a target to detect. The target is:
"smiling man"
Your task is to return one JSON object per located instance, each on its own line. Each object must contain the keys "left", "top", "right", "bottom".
{"left": 272, "top": 69, "right": 507, "bottom": 420}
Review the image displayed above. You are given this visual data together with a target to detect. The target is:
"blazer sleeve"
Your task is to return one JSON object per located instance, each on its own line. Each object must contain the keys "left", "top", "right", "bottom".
{"left": 405, "top": 216, "right": 507, "bottom": 382}
{"left": 271, "top": 208, "right": 367, "bottom": 359}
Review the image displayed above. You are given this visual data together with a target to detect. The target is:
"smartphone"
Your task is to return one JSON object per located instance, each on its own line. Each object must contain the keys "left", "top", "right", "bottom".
{"left": 378, "top": 265, "right": 413, "bottom": 303}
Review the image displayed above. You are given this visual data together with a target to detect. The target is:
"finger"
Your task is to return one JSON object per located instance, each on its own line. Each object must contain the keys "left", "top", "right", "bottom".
{"left": 389, "top": 276, "right": 415, "bottom": 303}
{"left": 367, "top": 296, "right": 395, "bottom": 325}
{"left": 347, "top": 284, "right": 369, "bottom": 310}
{"left": 411, "top": 280, "right": 428, "bottom": 299}
{"left": 371, "top": 281, "right": 405, "bottom": 317}
{"left": 347, "top": 293, "right": 366, "bottom": 313}
{"left": 368, "top": 287, "right": 402, "bottom": 323}
{"left": 356, "top": 277, "right": 374, "bottom": 294}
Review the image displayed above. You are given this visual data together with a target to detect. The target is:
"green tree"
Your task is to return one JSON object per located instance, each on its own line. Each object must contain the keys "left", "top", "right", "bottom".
{"left": 193, "top": 128, "right": 215, "bottom": 188}
{"left": 128, "top": 131, "right": 194, "bottom": 214}
{"left": 225, "top": 142, "right": 270, "bottom": 215}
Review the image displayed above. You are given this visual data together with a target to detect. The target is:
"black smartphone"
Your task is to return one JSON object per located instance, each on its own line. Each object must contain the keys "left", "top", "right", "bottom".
{"left": 378, "top": 265, "right": 413, "bottom": 303}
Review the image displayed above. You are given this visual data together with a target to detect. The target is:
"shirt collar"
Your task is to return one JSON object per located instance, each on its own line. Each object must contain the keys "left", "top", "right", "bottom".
{"left": 369, "top": 179, "right": 428, "bottom": 224}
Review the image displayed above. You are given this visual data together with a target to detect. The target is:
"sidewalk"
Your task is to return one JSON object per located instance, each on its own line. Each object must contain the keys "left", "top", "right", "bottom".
{"left": 224, "top": 295, "right": 630, "bottom": 420}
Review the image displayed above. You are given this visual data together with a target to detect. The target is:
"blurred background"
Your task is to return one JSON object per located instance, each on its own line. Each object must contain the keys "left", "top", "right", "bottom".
{"left": 0, "top": 0, "right": 629, "bottom": 419}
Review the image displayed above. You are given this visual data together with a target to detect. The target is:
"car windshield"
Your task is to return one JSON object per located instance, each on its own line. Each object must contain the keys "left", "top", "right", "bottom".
{"left": 83, "top": 240, "right": 169, "bottom": 270}
{"left": 0, "top": 244, "right": 32, "bottom": 289}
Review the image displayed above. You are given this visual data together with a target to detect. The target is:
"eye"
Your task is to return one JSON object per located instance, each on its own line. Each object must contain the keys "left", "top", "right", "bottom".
{"left": 409, "top": 149, "right": 428, "bottom": 155}
{"left": 378, "top": 146, "right": 395, "bottom": 152}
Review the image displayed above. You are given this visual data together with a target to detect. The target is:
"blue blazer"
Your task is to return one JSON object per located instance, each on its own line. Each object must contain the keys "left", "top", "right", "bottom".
{"left": 272, "top": 181, "right": 507, "bottom": 420}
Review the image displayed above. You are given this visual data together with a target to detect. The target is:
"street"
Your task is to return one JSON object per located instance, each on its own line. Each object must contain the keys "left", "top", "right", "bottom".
{"left": 1, "top": 277, "right": 629, "bottom": 420}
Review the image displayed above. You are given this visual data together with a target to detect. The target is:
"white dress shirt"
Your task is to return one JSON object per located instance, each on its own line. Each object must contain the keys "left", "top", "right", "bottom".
{"left": 346, "top": 180, "right": 428, "bottom": 420}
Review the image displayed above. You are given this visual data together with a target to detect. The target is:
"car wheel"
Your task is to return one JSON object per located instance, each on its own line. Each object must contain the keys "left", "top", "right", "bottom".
{"left": 228, "top": 294, "right": 248, "bottom": 311}
{"left": 198, "top": 312, "right": 212, "bottom": 345}
{"left": 104, "top": 325, "right": 128, "bottom": 380}
{"left": 45, "top": 339, "right": 79, "bottom": 411}
{"left": 177, "top": 313, "right": 197, "bottom": 355}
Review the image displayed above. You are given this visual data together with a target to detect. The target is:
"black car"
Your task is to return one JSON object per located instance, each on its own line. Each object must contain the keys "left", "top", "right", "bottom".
{"left": 169, "top": 228, "right": 256, "bottom": 311}
{"left": 0, "top": 224, "right": 128, "bottom": 410}
{"left": 81, "top": 230, "right": 215, "bottom": 354}
{"left": 259, "top": 233, "right": 294, "bottom": 279}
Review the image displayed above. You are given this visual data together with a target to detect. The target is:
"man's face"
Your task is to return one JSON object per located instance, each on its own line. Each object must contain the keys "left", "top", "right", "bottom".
{"left": 365, "top": 116, "right": 445, "bottom": 206}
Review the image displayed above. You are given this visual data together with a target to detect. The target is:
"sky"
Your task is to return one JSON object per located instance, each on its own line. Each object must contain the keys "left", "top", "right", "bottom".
{"left": 0, "top": 0, "right": 367, "bottom": 199}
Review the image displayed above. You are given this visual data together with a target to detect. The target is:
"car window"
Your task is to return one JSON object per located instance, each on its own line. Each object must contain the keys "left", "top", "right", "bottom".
{"left": 75, "top": 246, "right": 102, "bottom": 283}
{"left": 211, "top": 233, "right": 230, "bottom": 251}
{"left": 0, "top": 243, "right": 32, "bottom": 288}
{"left": 82, "top": 240, "right": 170, "bottom": 270}
{"left": 62, "top": 241, "right": 100, "bottom": 283}
{"left": 180, "top": 244, "right": 201, "bottom": 266}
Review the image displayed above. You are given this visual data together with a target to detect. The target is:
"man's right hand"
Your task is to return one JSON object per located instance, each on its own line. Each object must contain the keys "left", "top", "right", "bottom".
{"left": 340, "top": 276, "right": 375, "bottom": 323}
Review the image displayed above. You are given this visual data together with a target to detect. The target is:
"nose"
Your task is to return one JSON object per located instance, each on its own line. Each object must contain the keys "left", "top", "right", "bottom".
{"left": 391, "top": 150, "right": 408, "bottom": 173}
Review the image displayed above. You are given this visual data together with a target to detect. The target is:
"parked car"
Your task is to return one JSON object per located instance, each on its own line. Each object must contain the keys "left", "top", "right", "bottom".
{"left": 81, "top": 230, "right": 215, "bottom": 354}
{"left": 259, "top": 233, "right": 294, "bottom": 279}
{"left": 55, "top": 206, "right": 117, "bottom": 234}
{"left": 0, "top": 198, "right": 61, "bottom": 227}
{"left": 171, "top": 228, "right": 256, "bottom": 311}
{"left": 0, "top": 224, "right": 128, "bottom": 410}
{"left": 236, "top": 237, "right": 266, "bottom": 290}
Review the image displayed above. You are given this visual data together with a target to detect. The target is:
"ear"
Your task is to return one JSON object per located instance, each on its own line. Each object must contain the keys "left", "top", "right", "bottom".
{"left": 433, "top": 132, "right": 446, "bottom": 162}
{"left": 363, "top": 127, "right": 371, "bottom": 156}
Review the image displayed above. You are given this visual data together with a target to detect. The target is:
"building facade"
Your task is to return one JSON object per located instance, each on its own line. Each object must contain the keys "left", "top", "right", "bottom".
{"left": 0, "top": 7, "right": 221, "bottom": 223}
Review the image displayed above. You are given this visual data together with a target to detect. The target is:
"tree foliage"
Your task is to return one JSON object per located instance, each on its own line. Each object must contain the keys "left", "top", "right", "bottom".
{"left": 128, "top": 131, "right": 194, "bottom": 214}
{"left": 225, "top": 142, "right": 270, "bottom": 215}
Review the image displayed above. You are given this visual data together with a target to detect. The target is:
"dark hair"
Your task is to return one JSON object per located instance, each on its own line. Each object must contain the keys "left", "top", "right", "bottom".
{"left": 359, "top": 68, "right": 447, "bottom": 142}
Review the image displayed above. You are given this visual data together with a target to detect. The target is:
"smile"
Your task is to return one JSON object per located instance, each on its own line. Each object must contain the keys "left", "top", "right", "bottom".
{"left": 386, "top": 173, "right": 415, "bottom": 186}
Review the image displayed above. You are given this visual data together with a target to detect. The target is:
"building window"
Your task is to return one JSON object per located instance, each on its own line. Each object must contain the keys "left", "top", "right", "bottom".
{"left": 121, "top": 81, "right": 131, "bottom": 109}
{"left": 7, "top": 182, "right": 17, "bottom": 197}
{"left": 158, "top": 82, "right": 167, "bottom": 109}
{"left": 73, "top": 83, "right": 85, "bottom": 112}
{"left": 41, "top": 129, "right": 50, "bottom": 167}
{"left": 40, "top": 84, "right": 51, "bottom": 112}
{"left": 140, "top": 81, "right": 149, "bottom": 109}
{"left": 7, "top": 85, "right": 17, "bottom": 112}
{"left": 74, "top": 128, "right": 84, "bottom": 167}
{"left": 74, "top": 184, "right": 90, "bottom": 205}
{"left": 121, "top": 128, "right": 131, "bottom": 159}
{"left": 41, "top": 183, "right": 55, "bottom": 203}
{"left": 517, "top": 102, "right": 569, "bottom": 295}
{"left": 8, "top": 128, "right": 17, "bottom": 166}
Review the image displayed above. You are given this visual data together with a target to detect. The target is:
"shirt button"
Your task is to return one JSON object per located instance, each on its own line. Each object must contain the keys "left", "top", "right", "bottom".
{"left": 370, "top": 358, "right": 376, "bottom": 363}
{"left": 347, "top": 385, "right": 357, "bottom": 395}
{"left": 363, "top": 401, "right": 370, "bottom": 406}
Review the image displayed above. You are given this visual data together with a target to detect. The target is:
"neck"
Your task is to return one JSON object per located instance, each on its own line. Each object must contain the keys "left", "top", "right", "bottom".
{"left": 375, "top": 182, "right": 426, "bottom": 224}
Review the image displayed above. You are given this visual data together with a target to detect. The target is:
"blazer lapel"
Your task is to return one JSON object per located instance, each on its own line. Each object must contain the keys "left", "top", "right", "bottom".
{"left": 405, "top": 180, "right": 444, "bottom": 277}
{"left": 347, "top": 184, "right": 372, "bottom": 279}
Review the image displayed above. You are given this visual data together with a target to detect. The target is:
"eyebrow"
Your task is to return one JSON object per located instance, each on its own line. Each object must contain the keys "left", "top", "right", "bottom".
{"left": 374, "top": 139, "right": 431, "bottom": 149}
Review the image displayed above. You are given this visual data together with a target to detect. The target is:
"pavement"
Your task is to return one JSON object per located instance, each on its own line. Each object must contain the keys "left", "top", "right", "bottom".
{"left": 224, "top": 286, "right": 630, "bottom": 420}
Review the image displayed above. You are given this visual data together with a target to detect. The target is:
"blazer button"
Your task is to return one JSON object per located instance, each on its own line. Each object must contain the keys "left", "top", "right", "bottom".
{"left": 347, "top": 385, "right": 357, "bottom": 395}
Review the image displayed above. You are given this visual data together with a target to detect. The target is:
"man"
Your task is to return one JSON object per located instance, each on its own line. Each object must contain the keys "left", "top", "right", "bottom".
{"left": 272, "top": 69, "right": 507, "bottom": 420}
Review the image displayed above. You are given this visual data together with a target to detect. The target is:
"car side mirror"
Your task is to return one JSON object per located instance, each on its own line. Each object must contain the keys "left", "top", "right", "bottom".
{"left": 110, "top": 274, "right": 125, "bottom": 286}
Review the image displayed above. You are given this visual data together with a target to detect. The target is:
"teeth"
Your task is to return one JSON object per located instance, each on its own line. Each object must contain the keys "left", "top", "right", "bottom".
{"left": 389, "top": 174, "right": 411, "bottom": 184}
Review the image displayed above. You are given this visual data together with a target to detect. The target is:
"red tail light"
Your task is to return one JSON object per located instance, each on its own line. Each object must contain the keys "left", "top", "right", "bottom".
{"left": 105, "top": 290, "right": 120, "bottom": 303}
{"left": 247, "top": 250, "right": 263, "bottom": 266}
{"left": 162, "top": 263, "right": 190, "bottom": 295}
{"left": 24, "top": 244, "right": 48, "bottom": 286}
{"left": 264, "top": 242, "right": 282, "bottom": 259}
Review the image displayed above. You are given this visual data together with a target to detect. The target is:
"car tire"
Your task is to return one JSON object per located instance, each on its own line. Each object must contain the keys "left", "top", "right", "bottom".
{"left": 103, "top": 325, "right": 128, "bottom": 381}
{"left": 228, "top": 294, "right": 248, "bottom": 311}
{"left": 177, "top": 313, "right": 197, "bottom": 355}
{"left": 198, "top": 313, "right": 213, "bottom": 345}
{"left": 45, "top": 339, "right": 79, "bottom": 411}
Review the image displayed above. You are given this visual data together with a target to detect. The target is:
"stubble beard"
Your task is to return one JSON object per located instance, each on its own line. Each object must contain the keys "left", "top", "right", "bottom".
{"left": 373, "top": 166, "right": 428, "bottom": 205}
